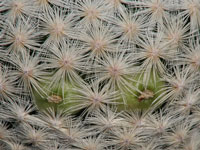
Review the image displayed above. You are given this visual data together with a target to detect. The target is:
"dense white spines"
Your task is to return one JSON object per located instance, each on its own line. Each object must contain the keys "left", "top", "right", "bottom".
{"left": 86, "top": 107, "right": 124, "bottom": 134}
{"left": 144, "top": 109, "right": 177, "bottom": 137}
{"left": 0, "top": 98, "right": 37, "bottom": 124}
{"left": 179, "top": 0, "right": 200, "bottom": 31}
{"left": 0, "top": 66, "right": 17, "bottom": 101}
{"left": 39, "top": 8, "right": 75, "bottom": 47}
{"left": 155, "top": 66, "right": 197, "bottom": 107}
{"left": 136, "top": 31, "right": 176, "bottom": 81}
{"left": 94, "top": 50, "right": 138, "bottom": 93}
{"left": 0, "top": 0, "right": 200, "bottom": 149}
{"left": 71, "top": 135, "right": 106, "bottom": 150}
{"left": 182, "top": 132, "right": 200, "bottom": 150}
{"left": 109, "top": 126, "right": 142, "bottom": 150}
{"left": 132, "top": 0, "right": 170, "bottom": 25}
{"left": 72, "top": 0, "right": 111, "bottom": 27}
{"left": 0, "top": 0, "right": 35, "bottom": 22}
{"left": 67, "top": 81, "right": 118, "bottom": 115}
{"left": 121, "top": 110, "right": 148, "bottom": 129}
{"left": 0, "top": 19, "right": 41, "bottom": 54}
{"left": 44, "top": 41, "right": 86, "bottom": 87}
{"left": 0, "top": 121, "right": 11, "bottom": 141}
{"left": 163, "top": 118, "right": 195, "bottom": 149}
{"left": 179, "top": 39, "right": 200, "bottom": 73}
{"left": 162, "top": 16, "right": 193, "bottom": 50}
{"left": 32, "top": 0, "right": 67, "bottom": 12}
{"left": 171, "top": 86, "right": 200, "bottom": 115}
{"left": 18, "top": 123, "right": 49, "bottom": 149}
{"left": 75, "top": 23, "right": 118, "bottom": 60}
{"left": 8, "top": 52, "right": 46, "bottom": 95}
{"left": 109, "top": 9, "right": 149, "bottom": 45}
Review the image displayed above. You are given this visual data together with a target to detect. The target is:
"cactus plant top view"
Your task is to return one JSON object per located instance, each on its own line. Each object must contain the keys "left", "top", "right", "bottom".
{"left": 0, "top": 0, "right": 200, "bottom": 150}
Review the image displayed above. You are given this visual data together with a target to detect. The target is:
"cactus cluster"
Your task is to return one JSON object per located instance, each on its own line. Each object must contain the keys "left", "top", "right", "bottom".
{"left": 0, "top": 0, "right": 200, "bottom": 150}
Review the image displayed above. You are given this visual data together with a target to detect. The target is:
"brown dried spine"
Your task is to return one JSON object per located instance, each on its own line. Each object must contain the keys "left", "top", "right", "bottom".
{"left": 138, "top": 90, "right": 154, "bottom": 102}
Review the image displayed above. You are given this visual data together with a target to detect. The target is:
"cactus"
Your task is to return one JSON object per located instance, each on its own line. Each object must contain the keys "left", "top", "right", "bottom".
{"left": 0, "top": 0, "right": 200, "bottom": 150}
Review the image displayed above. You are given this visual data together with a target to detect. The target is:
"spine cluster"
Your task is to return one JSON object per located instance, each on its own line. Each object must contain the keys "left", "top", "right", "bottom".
{"left": 0, "top": 0, "right": 200, "bottom": 150}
